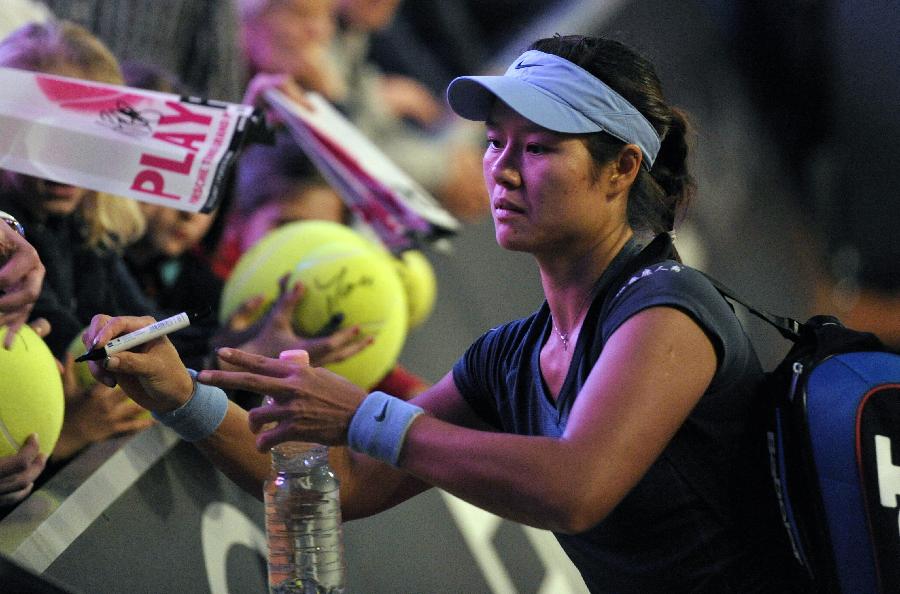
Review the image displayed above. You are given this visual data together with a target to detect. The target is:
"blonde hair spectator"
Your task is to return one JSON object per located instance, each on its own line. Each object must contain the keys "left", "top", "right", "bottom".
{"left": 0, "top": 20, "right": 145, "bottom": 250}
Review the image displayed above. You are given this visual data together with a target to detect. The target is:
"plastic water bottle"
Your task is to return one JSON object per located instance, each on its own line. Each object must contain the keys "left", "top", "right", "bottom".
{"left": 265, "top": 441, "right": 347, "bottom": 594}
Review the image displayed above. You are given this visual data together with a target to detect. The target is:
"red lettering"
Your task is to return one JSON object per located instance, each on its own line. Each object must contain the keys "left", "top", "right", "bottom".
{"left": 158, "top": 101, "right": 212, "bottom": 127}
{"left": 140, "top": 152, "right": 195, "bottom": 175}
{"left": 131, "top": 170, "right": 179, "bottom": 200}
{"left": 152, "top": 131, "right": 206, "bottom": 152}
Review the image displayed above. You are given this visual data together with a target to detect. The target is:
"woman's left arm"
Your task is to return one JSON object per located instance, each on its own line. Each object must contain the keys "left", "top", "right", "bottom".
{"left": 397, "top": 305, "right": 716, "bottom": 533}
{"left": 208, "top": 305, "right": 716, "bottom": 533}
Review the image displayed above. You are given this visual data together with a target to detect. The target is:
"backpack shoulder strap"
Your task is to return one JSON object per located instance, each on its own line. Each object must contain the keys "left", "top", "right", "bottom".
{"left": 614, "top": 233, "right": 806, "bottom": 342}
{"left": 698, "top": 252, "right": 886, "bottom": 354}
{"left": 700, "top": 274, "right": 804, "bottom": 342}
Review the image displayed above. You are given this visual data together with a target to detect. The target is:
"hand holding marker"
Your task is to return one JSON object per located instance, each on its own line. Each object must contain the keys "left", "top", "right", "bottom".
{"left": 75, "top": 308, "right": 211, "bottom": 362}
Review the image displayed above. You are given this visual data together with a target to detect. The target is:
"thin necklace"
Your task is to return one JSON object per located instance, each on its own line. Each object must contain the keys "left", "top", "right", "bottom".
{"left": 551, "top": 284, "right": 598, "bottom": 351}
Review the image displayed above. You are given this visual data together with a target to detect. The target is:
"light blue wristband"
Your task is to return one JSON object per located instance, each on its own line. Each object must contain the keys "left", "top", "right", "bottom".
{"left": 151, "top": 369, "right": 228, "bottom": 442}
{"left": 347, "top": 391, "right": 424, "bottom": 466}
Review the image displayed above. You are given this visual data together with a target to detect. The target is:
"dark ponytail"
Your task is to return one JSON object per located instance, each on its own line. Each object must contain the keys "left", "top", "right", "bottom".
{"left": 528, "top": 35, "right": 696, "bottom": 236}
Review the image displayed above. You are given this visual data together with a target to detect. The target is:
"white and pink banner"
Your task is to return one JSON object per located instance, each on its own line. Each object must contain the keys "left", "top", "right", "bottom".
{"left": 0, "top": 66, "right": 260, "bottom": 212}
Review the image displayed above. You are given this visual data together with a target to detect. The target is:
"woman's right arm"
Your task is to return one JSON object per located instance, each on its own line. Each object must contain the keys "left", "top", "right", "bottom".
{"left": 327, "top": 372, "right": 478, "bottom": 519}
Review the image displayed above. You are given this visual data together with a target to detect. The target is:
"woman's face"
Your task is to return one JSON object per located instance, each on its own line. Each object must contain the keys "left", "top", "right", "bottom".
{"left": 140, "top": 204, "right": 215, "bottom": 257}
{"left": 483, "top": 101, "right": 614, "bottom": 254}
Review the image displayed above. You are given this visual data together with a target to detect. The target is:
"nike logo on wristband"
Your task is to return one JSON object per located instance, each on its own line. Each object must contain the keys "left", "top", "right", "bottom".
{"left": 374, "top": 401, "right": 389, "bottom": 422}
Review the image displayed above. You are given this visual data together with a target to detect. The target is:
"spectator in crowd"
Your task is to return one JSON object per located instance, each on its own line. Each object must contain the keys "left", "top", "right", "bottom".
{"left": 0, "top": 21, "right": 156, "bottom": 462}
{"left": 213, "top": 130, "right": 348, "bottom": 278}
{"left": 237, "top": 0, "right": 488, "bottom": 222}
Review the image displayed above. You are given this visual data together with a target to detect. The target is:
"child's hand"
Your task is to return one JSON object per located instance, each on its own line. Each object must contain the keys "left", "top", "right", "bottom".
{"left": 0, "top": 434, "right": 45, "bottom": 507}
{"left": 223, "top": 275, "right": 373, "bottom": 370}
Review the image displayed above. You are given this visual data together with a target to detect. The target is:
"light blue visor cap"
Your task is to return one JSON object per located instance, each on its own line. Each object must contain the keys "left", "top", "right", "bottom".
{"left": 447, "top": 50, "right": 661, "bottom": 169}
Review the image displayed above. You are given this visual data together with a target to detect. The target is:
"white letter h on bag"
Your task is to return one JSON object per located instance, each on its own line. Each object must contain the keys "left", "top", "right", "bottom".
{"left": 875, "top": 435, "right": 900, "bottom": 508}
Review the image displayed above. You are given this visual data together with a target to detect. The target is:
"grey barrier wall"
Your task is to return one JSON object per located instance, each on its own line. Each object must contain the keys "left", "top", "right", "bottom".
{"left": 0, "top": 426, "right": 587, "bottom": 593}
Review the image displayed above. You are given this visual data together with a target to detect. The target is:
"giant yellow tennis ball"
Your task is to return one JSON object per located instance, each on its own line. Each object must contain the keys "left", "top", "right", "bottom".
{"left": 220, "top": 220, "right": 408, "bottom": 389}
{"left": 393, "top": 250, "right": 437, "bottom": 330}
{"left": 219, "top": 220, "right": 374, "bottom": 325}
{"left": 0, "top": 325, "right": 65, "bottom": 457}
{"left": 289, "top": 242, "right": 408, "bottom": 389}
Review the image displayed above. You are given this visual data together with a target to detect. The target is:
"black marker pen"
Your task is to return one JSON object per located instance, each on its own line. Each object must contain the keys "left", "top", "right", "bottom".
{"left": 75, "top": 307, "right": 210, "bottom": 362}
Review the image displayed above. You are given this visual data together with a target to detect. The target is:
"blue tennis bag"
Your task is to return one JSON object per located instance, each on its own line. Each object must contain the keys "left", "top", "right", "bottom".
{"left": 705, "top": 297, "right": 900, "bottom": 593}
{"left": 759, "top": 317, "right": 900, "bottom": 594}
